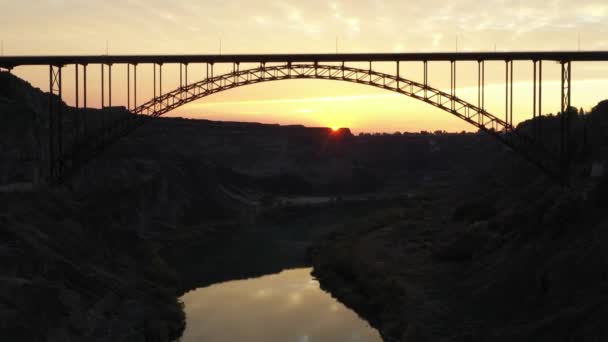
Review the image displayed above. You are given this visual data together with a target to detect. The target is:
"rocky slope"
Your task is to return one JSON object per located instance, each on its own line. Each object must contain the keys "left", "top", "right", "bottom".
{"left": 310, "top": 105, "right": 608, "bottom": 341}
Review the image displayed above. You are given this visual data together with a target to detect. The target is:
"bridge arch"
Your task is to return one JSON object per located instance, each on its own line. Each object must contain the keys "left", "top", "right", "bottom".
{"left": 132, "top": 63, "right": 559, "bottom": 179}
{"left": 134, "top": 63, "right": 508, "bottom": 132}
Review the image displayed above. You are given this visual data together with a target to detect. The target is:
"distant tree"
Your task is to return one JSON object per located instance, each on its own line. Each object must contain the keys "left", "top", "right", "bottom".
{"left": 393, "top": 131, "right": 402, "bottom": 136}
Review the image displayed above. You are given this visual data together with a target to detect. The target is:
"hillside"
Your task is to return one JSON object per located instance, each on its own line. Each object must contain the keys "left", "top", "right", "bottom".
{"left": 2, "top": 69, "right": 607, "bottom": 342}
{"left": 310, "top": 104, "right": 608, "bottom": 341}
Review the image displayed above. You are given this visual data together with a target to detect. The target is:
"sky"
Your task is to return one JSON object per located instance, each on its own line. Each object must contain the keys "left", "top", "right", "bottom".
{"left": 2, "top": 0, "right": 608, "bottom": 132}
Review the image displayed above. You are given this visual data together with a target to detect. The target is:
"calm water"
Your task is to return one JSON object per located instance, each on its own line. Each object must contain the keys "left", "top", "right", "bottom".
{"left": 179, "top": 268, "right": 383, "bottom": 342}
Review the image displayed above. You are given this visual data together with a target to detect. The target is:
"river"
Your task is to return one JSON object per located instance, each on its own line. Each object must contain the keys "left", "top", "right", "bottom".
{"left": 178, "top": 268, "right": 382, "bottom": 342}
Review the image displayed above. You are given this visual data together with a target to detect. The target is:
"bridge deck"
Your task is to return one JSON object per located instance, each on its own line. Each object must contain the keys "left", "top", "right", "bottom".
{"left": 2, "top": 51, "right": 608, "bottom": 68}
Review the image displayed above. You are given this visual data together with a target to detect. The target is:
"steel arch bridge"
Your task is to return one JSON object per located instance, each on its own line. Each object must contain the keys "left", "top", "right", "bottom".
{"left": 3, "top": 52, "right": 604, "bottom": 184}
{"left": 132, "top": 62, "right": 558, "bottom": 180}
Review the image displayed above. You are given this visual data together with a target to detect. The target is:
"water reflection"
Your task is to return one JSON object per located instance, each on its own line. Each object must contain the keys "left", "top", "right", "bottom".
{"left": 179, "top": 268, "right": 382, "bottom": 342}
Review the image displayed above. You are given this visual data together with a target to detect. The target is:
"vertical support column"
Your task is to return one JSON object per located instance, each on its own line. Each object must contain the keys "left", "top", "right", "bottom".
{"left": 83, "top": 64, "right": 88, "bottom": 138}
{"left": 505, "top": 61, "right": 508, "bottom": 127}
{"left": 209, "top": 63, "right": 214, "bottom": 90}
{"left": 533, "top": 61, "right": 537, "bottom": 121}
{"left": 505, "top": 60, "right": 513, "bottom": 129}
{"left": 83, "top": 64, "right": 87, "bottom": 109}
{"left": 510, "top": 60, "right": 514, "bottom": 127}
{"left": 134, "top": 64, "right": 137, "bottom": 111}
{"left": 185, "top": 63, "right": 189, "bottom": 88}
{"left": 369, "top": 61, "right": 372, "bottom": 82}
{"left": 57, "top": 66, "right": 63, "bottom": 180}
{"left": 75, "top": 64, "right": 79, "bottom": 108}
{"left": 341, "top": 61, "right": 345, "bottom": 79}
{"left": 481, "top": 61, "right": 485, "bottom": 112}
{"left": 48, "top": 66, "right": 55, "bottom": 182}
{"left": 477, "top": 61, "right": 481, "bottom": 109}
{"left": 153, "top": 64, "right": 157, "bottom": 100}
{"left": 127, "top": 64, "right": 131, "bottom": 111}
{"left": 101, "top": 64, "right": 105, "bottom": 108}
{"left": 108, "top": 64, "right": 112, "bottom": 107}
{"left": 560, "top": 60, "right": 572, "bottom": 178}
{"left": 477, "top": 60, "right": 484, "bottom": 124}
{"left": 74, "top": 64, "right": 80, "bottom": 144}
{"left": 180, "top": 63, "right": 183, "bottom": 89}
{"left": 538, "top": 60, "right": 543, "bottom": 139}
{"left": 450, "top": 61, "right": 456, "bottom": 110}
{"left": 48, "top": 65, "right": 63, "bottom": 183}
{"left": 396, "top": 61, "right": 400, "bottom": 90}
{"left": 159, "top": 63, "right": 163, "bottom": 105}
{"left": 423, "top": 61, "right": 428, "bottom": 99}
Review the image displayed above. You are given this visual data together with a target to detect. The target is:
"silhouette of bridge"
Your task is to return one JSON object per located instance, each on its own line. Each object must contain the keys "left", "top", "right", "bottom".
{"left": 3, "top": 51, "right": 608, "bottom": 184}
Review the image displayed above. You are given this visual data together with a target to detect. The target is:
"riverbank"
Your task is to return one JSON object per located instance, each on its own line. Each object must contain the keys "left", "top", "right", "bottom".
{"left": 310, "top": 163, "right": 608, "bottom": 341}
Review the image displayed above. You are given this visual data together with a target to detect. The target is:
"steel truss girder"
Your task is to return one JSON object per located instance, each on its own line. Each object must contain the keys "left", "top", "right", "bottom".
{"left": 132, "top": 62, "right": 561, "bottom": 180}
